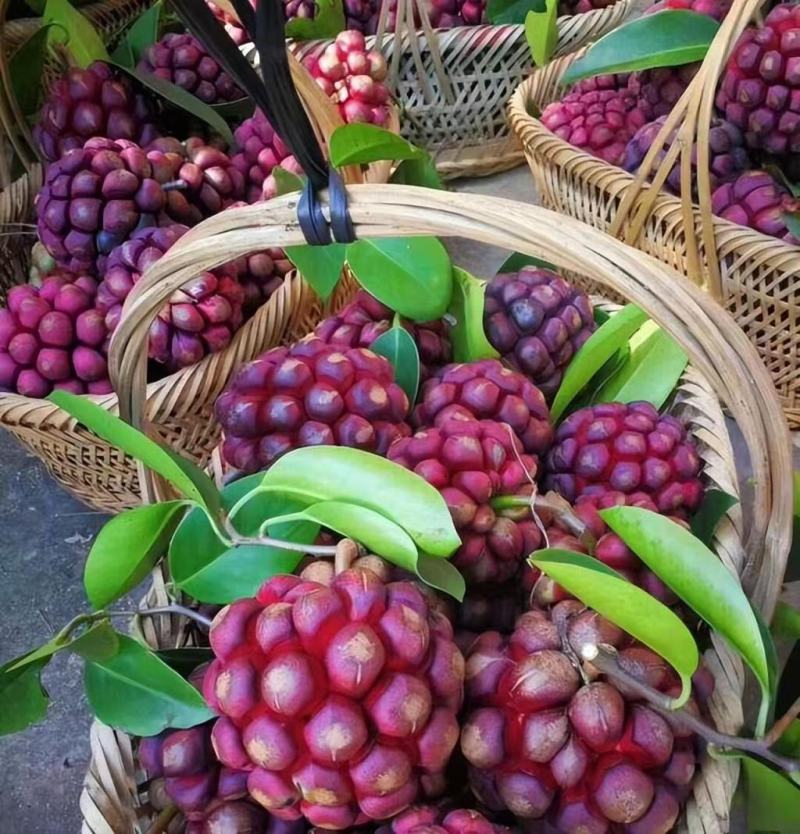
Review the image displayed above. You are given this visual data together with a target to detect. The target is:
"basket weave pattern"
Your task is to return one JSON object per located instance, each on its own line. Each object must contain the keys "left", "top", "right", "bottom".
{"left": 508, "top": 14, "right": 800, "bottom": 426}
{"left": 295, "top": 1, "right": 632, "bottom": 180}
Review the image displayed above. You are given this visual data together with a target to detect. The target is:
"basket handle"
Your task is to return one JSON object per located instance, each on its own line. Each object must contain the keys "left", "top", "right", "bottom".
{"left": 108, "top": 184, "right": 793, "bottom": 618}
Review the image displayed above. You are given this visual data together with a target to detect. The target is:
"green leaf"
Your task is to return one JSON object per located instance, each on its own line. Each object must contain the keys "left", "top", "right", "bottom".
{"left": 551, "top": 304, "right": 648, "bottom": 422}
{"left": 390, "top": 157, "right": 444, "bottom": 190}
{"left": 48, "top": 391, "right": 221, "bottom": 516}
{"left": 497, "top": 252, "right": 556, "bottom": 273}
{"left": 330, "top": 124, "right": 426, "bottom": 167}
{"left": 9, "top": 26, "right": 52, "bottom": 117}
{"left": 416, "top": 552, "right": 465, "bottom": 601}
{"left": 600, "top": 506, "right": 772, "bottom": 722}
{"left": 525, "top": 0, "right": 559, "bottom": 69}
{"left": 117, "top": 66, "right": 234, "bottom": 145}
{"left": 752, "top": 602, "right": 778, "bottom": 731}
{"left": 285, "top": 243, "right": 346, "bottom": 301}
{"left": 742, "top": 756, "right": 800, "bottom": 831}
{"left": 212, "top": 97, "right": 256, "bottom": 122}
{"left": 690, "top": 488, "right": 739, "bottom": 547}
{"left": 43, "top": 0, "right": 109, "bottom": 67}
{"left": 169, "top": 476, "right": 318, "bottom": 604}
{"left": 285, "top": 0, "right": 345, "bottom": 39}
{"left": 85, "top": 500, "right": 186, "bottom": 609}
{"left": 157, "top": 647, "right": 214, "bottom": 677}
{"left": 785, "top": 212, "right": 800, "bottom": 241}
{"left": 273, "top": 167, "right": 306, "bottom": 196}
{"left": 772, "top": 601, "right": 800, "bottom": 640}
{"left": 69, "top": 620, "right": 120, "bottom": 663}
{"left": 562, "top": 11, "right": 719, "bottom": 84}
{"left": 84, "top": 634, "right": 214, "bottom": 735}
{"left": 111, "top": 0, "right": 162, "bottom": 68}
{"left": 531, "top": 549, "right": 698, "bottom": 704}
{"left": 448, "top": 267, "right": 501, "bottom": 364}
{"left": 595, "top": 321, "right": 689, "bottom": 408}
{"left": 262, "top": 447, "right": 461, "bottom": 558}
{"left": 489, "top": 0, "right": 544, "bottom": 25}
{"left": 0, "top": 659, "right": 49, "bottom": 735}
{"left": 370, "top": 321, "right": 420, "bottom": 404}
{"left": 346, "top": 237, "right": 453, "bottom": 322}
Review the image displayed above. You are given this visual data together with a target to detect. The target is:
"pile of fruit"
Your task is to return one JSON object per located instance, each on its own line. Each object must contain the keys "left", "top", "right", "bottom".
{"left": 1, "top": 19, "right": 392, "bottom": 398}
{"left": 117, "top": 257, "right": 716, "bottom": 833}
{"left": 540, "top": 0, "right": 800, "bottom": 245}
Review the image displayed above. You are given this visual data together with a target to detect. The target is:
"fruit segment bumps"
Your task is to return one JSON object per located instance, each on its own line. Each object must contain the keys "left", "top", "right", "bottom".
{"left": 202, "top": 567, "right": 465, "bottom": 829}
{"left": 215, "top": 336, "right": 412, "bottom": 473}
{"left": 544, "top": 401, "right": 704, "bottom": 516}
{"left": 376, "top": 804, "right": 514, "bottom": 832}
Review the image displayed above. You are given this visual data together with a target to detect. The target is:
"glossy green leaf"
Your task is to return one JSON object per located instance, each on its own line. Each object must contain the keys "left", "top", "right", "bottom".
{"left": 752, "top": 602, "right": 778, "bottom": 731}
{"left": 2, "top": 638, "right": 63, "bottom": 675}
{"left": 330, "top": 124, "right": 426, "bottom": 167}
{"left": 117, "top": 66, "right": 234, "bottom": 144}
{"left": 772, "top": 602, "right": 800, "bottom": 640}
{"left": 285, "top": 0, "right": 345, "bottom": 39}
{"left": 531, "top": 549, "right": 698, "bottom": 704}
{"left": 489, "top": 0, "right": 544, "bottom": 25}
{"left": 562, "top": 11, "right": 719, "bottom": 84}
{"left": 43, "top": 0, "right": 109, "bottom": 67}
{"left": 390, "top": 157, "right": 444, "bottom": 190}
{"left": 497, "top": 251, "right": 556, "bottom": 273}
{"left": 9, "top": 26, "right": 51, "bottom": 116}
{"left": 775, "top": 720, "right": 800, "bottom": 757}
{"left": 551, "top": 304, "right": 648, "bottom": 421}
{"left": 595, "top": 321, "right": 688, "bottom": 408}
{"left": 69, "top": 620, "right": 120, "bottom": 663}
{"left": 525, "top": 0, "right": 559, "bottom": 68}
{"left": 84, "top": 635, "right": 214, "bottom": 735}
{"left": 85, "top": 500, "right": 186, "bottom": 609}
{"left": 416, "top": 552, "right": 465, "bottom": 601}
{"left": 48, "top": 391, "right": 221, "bottom": 516}
{"left": 285, "top": 243, "right": 346, "bottom": 301}
{"left": 370, "top": 322, "right": 420, "bottom": 404}
{"left": 169, "top": 474, "right": 318, "bottom": 604}
{"left": 273, "top": 167, "right": 306, "bottom": 196}
{"left": 600, "top": 507, "right": 772, "bottom": 718}
{"left": 157, "top": 647, "right": 214, "bottom": 677}
{"left": 784, "top": 212, "right": 800, "bottom": 241}
{"left": 0, "top": 658, "right": 49, "bottom": 735}
{"left": 111, "top": 0, "right": 161, "bottom": 67}
{"left": 690, "top": 488, "right": 739, "bottom": 547}
{"left": 742, "top": 756, "right": 800, "bottom": 831}
{"left": 273, "top": 501, "right": 420, "bottom": 571}
{"left": 262, "top": 447, "right": 461, "bottom": 557}
{"left": 448, "top": 267, "right": 501, "bottom": 364}
{"left": 346, "top": 237, "right": 453, "bottom": 322}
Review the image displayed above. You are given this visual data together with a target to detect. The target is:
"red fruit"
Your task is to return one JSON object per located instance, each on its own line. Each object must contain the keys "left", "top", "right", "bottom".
{"left": 412, "top": 358, "right": 553, "bottom": 456}
{"left": 203, "top": 567, "right": 464, "bottom": 829}
{"left": 544, "top": 401, "right": 704, "bottom": 516}
{"left": 716, "top": 3, "right": 800, "bottom": 155}
{"left": 302, "top": 31, "right": 392, "bottom": 126}
{"left": 388, "top": 416, "right": 539, "bottom": 584}
{"left": 541, "top": 76, "right": 649, "bottom": 166}
{"left": 208, "top": 0, "right": 252, "bottom": 45}
{"left": 559, "top": 0, "right": 617, "bottom": 15}
{"left": 231, "top": 109, "right": 297, "bottom": 203}
{"left": 138, "top": 33, "right": 242, "bottom": 104}
{"left": 376, "top": 804, "right": 512, "bottom": 833}
{"left": 623, "top": 115, "right": 750, "bottom": 195}
{"left": 315, "top": 290, "right": 451, "bottom": 381}
{"left": 97, "top": 224, "right": 245, "bottom": 371}
{"left": 645, "top": 0, "right": 730, "bottom": 21}
{"left": 711, "top": 169, "right": 800, "bottom": 243}
{"left": 215, "top": 336, "right": 411, "bottom": 473}
{"left": 461, "top": 603, "right": 701, "bottom": 830}
{"left": 628, "top": 63, "right": 699, "bottom": 120}
{"left": 32, "top": 61, "right": 158, "bottom": 163}
{"left": 483, "top": 268, "right": 595, "bottom": 400}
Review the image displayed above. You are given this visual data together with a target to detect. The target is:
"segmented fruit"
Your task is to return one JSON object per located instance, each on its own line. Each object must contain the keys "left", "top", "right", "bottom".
{"left": 231, "top": 109, "right": 297, "bottom": 203}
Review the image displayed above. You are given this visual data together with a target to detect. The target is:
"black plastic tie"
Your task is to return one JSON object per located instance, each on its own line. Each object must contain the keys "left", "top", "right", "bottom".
{"left": 299, "top": 178, "right": 332, "bottom": 246}
{"left": 328, "top": 169, "right": 355, "bottom": 244}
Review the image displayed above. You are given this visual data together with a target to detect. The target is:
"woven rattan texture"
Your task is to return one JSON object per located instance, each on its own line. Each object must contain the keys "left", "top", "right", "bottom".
{"left": 508, "top": 14, "right": 800, "bottom": 426}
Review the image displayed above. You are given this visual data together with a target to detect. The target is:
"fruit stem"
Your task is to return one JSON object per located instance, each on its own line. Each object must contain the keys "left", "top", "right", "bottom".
{"left": 491, "top": 492, "right": 597, "bottom": 551}
{"left": 584, "top": 644, "right": 800, "bottom": 773}
{"left": 144, "top": 805, "right": 179, "bottom": 834}
{"left": 106, "top": 605, "right": 213, "bottom": 629}
{"left": 764, "top": 694, "right": 800, "bottom": 747}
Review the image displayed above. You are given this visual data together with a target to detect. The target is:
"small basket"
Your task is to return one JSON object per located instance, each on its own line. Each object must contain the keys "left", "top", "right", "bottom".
{"left": 79, "top": 184, "right": 793, "bottom": 833}
{"left": 508, "top": 0, "right": 800, "bottom": 426}
{"left": 293, "top": 0, "right": 633, "bottom": 180}
{"left": 0, "top": 6, "right": 389, "bottom": 513}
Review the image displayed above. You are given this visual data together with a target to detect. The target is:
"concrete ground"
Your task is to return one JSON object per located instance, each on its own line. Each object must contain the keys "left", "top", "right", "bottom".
{"left": 0, "top": 168, "right": 794, "bottom": 832}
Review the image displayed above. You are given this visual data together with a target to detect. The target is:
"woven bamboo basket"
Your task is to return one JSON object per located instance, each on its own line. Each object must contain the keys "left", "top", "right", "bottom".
{"left": 0, "top": 12, "right": 391, "bottom": 512}
{"left": 291, "top": 0, "right": 633, "bottom": 180}
{"left": 508, "top": 0, "right": 800, "bottom": 427}
{"left": 78, "top": 184, "right": 792, "bottom": 833}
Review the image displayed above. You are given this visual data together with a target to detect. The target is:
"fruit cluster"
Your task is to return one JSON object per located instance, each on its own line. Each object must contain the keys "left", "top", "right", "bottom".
{"left": 540, "top": 1, "right": 800, "bottom": 245}
{"left": 8, "top": 13, "right": 398, "bottom": 399}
